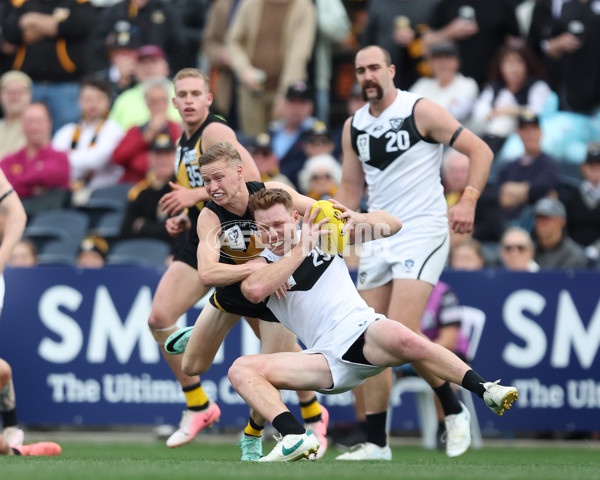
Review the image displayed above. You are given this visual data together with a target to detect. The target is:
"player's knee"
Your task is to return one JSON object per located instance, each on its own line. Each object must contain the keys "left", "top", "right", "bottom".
{"left": 396, "top": 332, "right": 427, "bottom": 361}
{"left": 149, "top": 323, "right": 179, "bottom": 346}
{"left": 228, "top": 357, "right": 257, "bottom": 391}
{"left": 181, "top": 354, "right": 208, "bottom": 377}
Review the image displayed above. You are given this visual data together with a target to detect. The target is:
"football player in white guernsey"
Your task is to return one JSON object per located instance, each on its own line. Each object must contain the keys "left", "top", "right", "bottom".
{"left": 231, "top": 188, "right": 517, "bottom": 462}
{"left": 0, "top": 170, "right": 61, "bottom": 456}
{"left": 334, "top": 45, "right": 494, "bottom": 459}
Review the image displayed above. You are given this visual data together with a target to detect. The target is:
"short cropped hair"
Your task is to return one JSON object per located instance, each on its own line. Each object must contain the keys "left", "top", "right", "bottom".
{"left": 80, "top": 76, "right": 113, "bottom": 99}
{"left": 173, "top": 68, "right": 210, "bottom": 88}
{"left": 249, "top": 188, "right": 294, "bottom": 217}
{"left": 357, "top": 45, "right": 392, "bottom": 66}
{"left": 198, "top": 141, "right": 241, "bottom": 168}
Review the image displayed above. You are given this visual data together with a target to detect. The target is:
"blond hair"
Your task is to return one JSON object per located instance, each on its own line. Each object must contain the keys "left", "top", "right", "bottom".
{"left": 198, "top": 141, "right": 241, "bottom": 169}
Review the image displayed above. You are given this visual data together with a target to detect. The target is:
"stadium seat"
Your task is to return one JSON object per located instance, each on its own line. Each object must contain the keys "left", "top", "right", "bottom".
{"left": 37, "top": 239, "right": 79, "bottom": 266}
{"left": 106, "top": 238, "right": 171, "bottom": 267}
{"left": 387, "top": 306, "right": 485, "bottom": 450}
{"left": 24, "top": 209, "right": 89, "bottom": 251}
{"left": 77, "top": 183, "right": 133, "bottom": 229}
{"left": 92, "top": 211, "right": 125, "bottom": 243}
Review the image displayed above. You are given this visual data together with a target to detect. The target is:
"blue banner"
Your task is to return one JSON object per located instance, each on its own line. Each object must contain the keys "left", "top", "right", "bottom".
{"left": 0, "top": 266, "right": 598, "bottom": 432}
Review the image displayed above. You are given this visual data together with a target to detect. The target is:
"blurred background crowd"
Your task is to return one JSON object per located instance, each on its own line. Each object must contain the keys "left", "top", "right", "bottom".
{"left": 0, "top": 0, "right": 599, "bottom": 271}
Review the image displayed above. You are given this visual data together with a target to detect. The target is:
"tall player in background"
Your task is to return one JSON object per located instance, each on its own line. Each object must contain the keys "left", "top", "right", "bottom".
{"left": 148, "top": 68, "right": 260, "bottom": 448}
{"left": 0, "top": 169, "right": 61, "bottom": 456}
{"left": 335, "top": 45, "right": 493, "bottom": 460}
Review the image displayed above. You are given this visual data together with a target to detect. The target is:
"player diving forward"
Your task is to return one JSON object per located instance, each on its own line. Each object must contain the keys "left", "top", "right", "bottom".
{"left": 229, "top": 188, "right": 518, "bottom": 461}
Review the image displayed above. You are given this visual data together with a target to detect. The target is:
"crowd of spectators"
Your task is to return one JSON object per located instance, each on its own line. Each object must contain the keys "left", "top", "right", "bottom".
{"left": 0, "top": 0, "right": 598, "bottom": 270}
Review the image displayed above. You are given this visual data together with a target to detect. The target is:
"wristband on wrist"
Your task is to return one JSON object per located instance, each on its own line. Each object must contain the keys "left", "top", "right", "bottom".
{"left": 462, "top": 185, "right": 480, "bottom": 202}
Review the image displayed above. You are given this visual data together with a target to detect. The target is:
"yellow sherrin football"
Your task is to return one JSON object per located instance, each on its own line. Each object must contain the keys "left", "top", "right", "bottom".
{"left": 309, "top": 200, "right": 348, "bottom": 254}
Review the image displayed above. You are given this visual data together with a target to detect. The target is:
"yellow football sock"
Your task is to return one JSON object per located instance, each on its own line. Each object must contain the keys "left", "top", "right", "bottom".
{"left": 183, "top": 383, "right": 209, "bottom": 410}
{"left": 300, "top": 396, "right": 322, "bottom": 423}
{"left": 244, "top": 419, "right": 264, "bottom": 437}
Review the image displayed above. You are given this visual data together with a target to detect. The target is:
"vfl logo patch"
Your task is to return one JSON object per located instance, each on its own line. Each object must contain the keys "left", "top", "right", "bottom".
{"left": 389, "top": 117, "right": 404, "bottom": 132}
{"left": 359, "top": 271, "right": 368, "bottom": 285}
{"left": 357, "top": 133, "right": 370, "bottom": 161}
{"left": 224, "top": 225, "right": 245, "bottom": 250}
{"left": 405, "top": 259, "right": 414, "bottom": 273}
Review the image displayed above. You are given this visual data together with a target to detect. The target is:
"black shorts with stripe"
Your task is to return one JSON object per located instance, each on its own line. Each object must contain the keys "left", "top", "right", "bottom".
{"left": 172, "top": 231, "right": 198, "bottom": 269}
{"left": 210, "top": 283, "right": 279, "bottom": 322}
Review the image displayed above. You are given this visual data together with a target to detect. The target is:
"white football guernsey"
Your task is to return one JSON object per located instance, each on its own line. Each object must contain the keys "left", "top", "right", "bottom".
{"left": 350, "top": 90, "right": 447, "bottom": 225}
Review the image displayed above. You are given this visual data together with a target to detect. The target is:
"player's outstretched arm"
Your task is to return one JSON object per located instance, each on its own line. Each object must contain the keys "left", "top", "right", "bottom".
{"left": 331, "top": 201, "right": 402, "bottom": 244}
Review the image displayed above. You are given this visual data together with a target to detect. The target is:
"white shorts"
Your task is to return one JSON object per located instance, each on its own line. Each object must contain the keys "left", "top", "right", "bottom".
{"left": 357, "top": 219, "right": 449, "bottom": 290}
{"left": 301, "top": 315, "right": 386, "bottom": 394}
{"left": 0, "top": 274, "right": 4, "bottom": 310}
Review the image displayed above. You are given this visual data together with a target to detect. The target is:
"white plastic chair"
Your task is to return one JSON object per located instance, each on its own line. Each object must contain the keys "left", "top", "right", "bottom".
{"left": 387, "top": 305, "right": 486, "bottom": 449}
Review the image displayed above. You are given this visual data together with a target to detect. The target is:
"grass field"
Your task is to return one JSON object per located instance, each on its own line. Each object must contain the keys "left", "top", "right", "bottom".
{"left": 1, "top": 439, "right": 599, "bottom": 480}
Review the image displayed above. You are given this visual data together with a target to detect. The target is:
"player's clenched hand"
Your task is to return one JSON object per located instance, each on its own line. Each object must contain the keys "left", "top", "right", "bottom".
{"left": 159, "top": 182, "right": 201, "bottom": 215}
{"left": 165, "top": 212, "right": 190, "bottom": 237}
{"left": 448, "top": 198, "right": 476, "bottom": 234}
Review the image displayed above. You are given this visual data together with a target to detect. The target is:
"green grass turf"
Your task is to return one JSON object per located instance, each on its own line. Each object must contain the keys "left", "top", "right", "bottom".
{"left": 1, "top": 441, "right": 599, "bottom": 480}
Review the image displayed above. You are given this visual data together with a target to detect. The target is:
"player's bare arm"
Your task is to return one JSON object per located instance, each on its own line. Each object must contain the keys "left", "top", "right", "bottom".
{"left": 331, "top": 202, "right": 403, "bottom": 243}
{"left": 242, "top": 206, "right": 327, "bottom": 303}
{"left": 202, "top": 122, "right": 260, "bottom": 182}
{"left": 414, "top": 98, "right": 493, "bottom": 233}
{"left": 0, "top": 171, "right": 26, "bottom": 272}
{"left": 334, "top": 117, "right": 366, "bottom": 210}
{"left": 196, "top": 207, "right": 266, "bottom": 287}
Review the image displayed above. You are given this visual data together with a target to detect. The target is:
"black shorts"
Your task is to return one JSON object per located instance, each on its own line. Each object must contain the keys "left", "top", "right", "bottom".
{"left": 172, "top": 232, "right": 198, "bottom": 269}
{"left": 210, "top": 283, "right": 279, "bottom": 323}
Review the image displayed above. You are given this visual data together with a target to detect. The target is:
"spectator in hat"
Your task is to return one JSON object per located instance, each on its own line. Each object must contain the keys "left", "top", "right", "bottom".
{"left": 109, "top": 45, "right": 181, "bottom": 130}
{"left": 2, "top": 0, "right": 95, "bottom": 132}
{"left": 409, "top": 41, "right": 479, "bottom": 124}
{"left": 297, "top": 153, "right": 342, "bottom": 201}
{"left": 532, "top": 197, "right": 587, "bottom": 269}
{"left": 269, "top": 81, "right": 317, "bottom": 189}
{"left": 93, "top": 24, "right": 142, "bottom": 101}
{"left": 88, "top": 0, "right": 187, "bottom": 74}
{"left": 0, "top": 71, "right": 32, "bottom": 159}
{"left": 52, "top": 78, "right": 125, "bottom": 203}
{"left": 500, "top": 226, "right": 539, "bottom": 272}
{"left": 566, "top": 143, "right": 600, "bottom": 265}
{"left": 120, "top": 134, "right": 178, "bottom": 247}
{"left": 491, "top": 109, "right": 561, "bottom": 231}
{"left": 112, "top": 77, "right": 182, "bottom": 184}
{"left": 226, "top": 0, "right": 316, "bottom": 136}
{"left": 302, "top": 120, "right": 336, "bottom": 161}
{"left": 0, "top": 103, "right": 70, "bottom": 217}
{"left": 248, "top": 133, "right": 294, "bottom": 187}
{"left": 468, "top": 44, "right": 555, "bottom": 155}
{"left": 77, "top": 235, "right": 109, "bottom": 268}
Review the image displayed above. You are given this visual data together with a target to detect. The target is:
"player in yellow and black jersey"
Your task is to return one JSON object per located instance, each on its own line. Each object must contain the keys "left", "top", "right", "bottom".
{"left": 147, "top": 68, "right": 260, "bottom": 449}
{"left": 168, "top": 141, "right": 331, "bottom": 460}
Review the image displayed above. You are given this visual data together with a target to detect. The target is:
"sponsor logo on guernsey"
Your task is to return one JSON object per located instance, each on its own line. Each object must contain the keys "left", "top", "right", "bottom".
{"left": 183, "top": 149, "right": 197, "bottom": 165}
